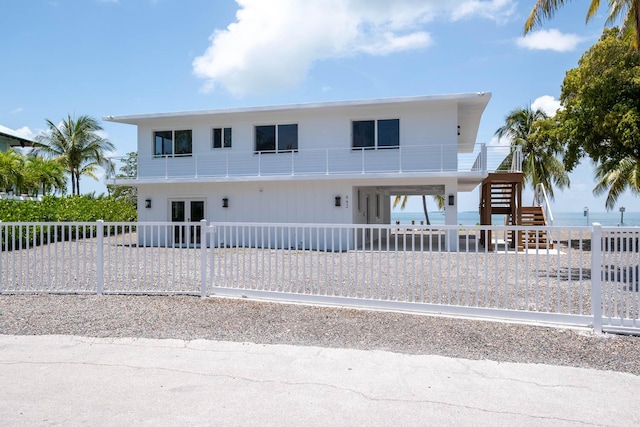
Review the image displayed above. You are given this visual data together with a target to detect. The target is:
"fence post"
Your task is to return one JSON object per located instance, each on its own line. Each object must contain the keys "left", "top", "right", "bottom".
{"left": 591, "top": 223, "right": 603, "bottom": 334}
{"left": 96, "top": 220, "right": 104, "bottom": 295}
{"left": 0, "top": 221, "right": 3, "bottom": 294}
{"left": 200, "top": 219, "right": 208, "bottom": 298}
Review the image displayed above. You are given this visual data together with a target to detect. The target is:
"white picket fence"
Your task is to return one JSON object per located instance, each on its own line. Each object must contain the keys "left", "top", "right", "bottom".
{"left": 1, "top": 221, "right": 638, "bottom": 335}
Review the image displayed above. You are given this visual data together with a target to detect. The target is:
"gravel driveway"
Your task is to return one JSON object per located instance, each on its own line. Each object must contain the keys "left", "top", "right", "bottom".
{"left": 1, "top": 294, "right": 639, "bottom": 376}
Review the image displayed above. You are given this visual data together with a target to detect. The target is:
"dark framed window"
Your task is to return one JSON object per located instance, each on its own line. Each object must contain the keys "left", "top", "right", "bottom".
{"left": 255, "top": 125, "right": 276, "bottom": 151}
{"left": 154, "top": 130, "right": 192, "bottom": 157}
{"left": 278, "top": 124, "right": 298, "bottom": 151}
{"left": 255, "top": 124, "right": 298, "bottom": 153}
{"left": 352, "top": 119, "right": 399, "bottom": 149}
{"left": 174, "top": 130, "right": 192, "bottom": 155}
{"left": 212, "top": 127, "right": 232, "bottom": 149}
{"left": 377, "top": 119, "right": 399, "bottom": 148}
{"left": 154, "top": 130, "right": 173, "bottom": 156}
{"left": 352, "top": 120, "right": 375, "bottom": 149}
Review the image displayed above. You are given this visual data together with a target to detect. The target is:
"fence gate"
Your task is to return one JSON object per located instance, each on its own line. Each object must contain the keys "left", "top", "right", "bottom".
{"left": 1, "top": 220, "right": 639, "bottom": 336}
{"left": 598, "top": 227, "right": 640, "bottom": 334}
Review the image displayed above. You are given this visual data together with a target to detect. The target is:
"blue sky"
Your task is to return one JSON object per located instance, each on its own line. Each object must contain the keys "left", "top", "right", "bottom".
{"left": 1, "top": 0, "right": 637, "bottom": 213}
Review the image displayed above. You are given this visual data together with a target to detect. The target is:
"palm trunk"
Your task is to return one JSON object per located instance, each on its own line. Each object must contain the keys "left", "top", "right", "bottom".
{"left": 635, "top": 5, "right": 640, "bottom": 51}
{"left": 422, "top": 195, "right": 430, "bottom": 225}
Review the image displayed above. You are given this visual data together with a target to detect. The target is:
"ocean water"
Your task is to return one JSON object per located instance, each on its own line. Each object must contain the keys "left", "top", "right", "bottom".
{"left": 391, "top": 210, "right": 640, "bottom": 227}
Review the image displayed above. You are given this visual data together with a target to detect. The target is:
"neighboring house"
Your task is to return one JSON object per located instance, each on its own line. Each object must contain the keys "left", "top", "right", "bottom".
{"left": 0, "top": 125, "right": 37, "bottom": 200}
{"left": 0, "top": 124, "right": 34, "bottom": 152}
{"left": 106, "top": 93, "right": 494, "bottom": 249}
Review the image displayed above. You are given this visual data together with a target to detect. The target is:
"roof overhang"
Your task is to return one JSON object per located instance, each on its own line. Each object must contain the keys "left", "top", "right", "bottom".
{"left": 457, "top": 93, "right": 490, "bottom": 152}
{"left": 0, "top": 125, "right": 35, "bottom": 148}
{"left": 104, "top": 92, "right": 491, "bottom": 130}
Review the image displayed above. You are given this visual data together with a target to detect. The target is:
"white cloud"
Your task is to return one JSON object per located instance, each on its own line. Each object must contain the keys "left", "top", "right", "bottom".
{"left": 516, "top": 29, "right": 583, "bottom": 52}
{"left": 451, "top": 0, "right": 516, "bottom": 23}
{"left": 11, "top": 107, "right": 23, "bottom": 114}
{"left": 358, "top": 31, "right": 432, "bottom": 56}
{"left": 531, "top": 95, "right": 561, "bottom": 117}
{"left": 193, "top": 0, "right": 516, "bottom": 95}
{"left": 14, "top": 126, "right": 36, "bottom": 140}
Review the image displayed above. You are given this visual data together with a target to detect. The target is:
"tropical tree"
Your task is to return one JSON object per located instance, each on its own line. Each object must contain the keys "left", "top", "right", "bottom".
{"left": 546, "top": 28, "right": 640, "bottom": 208}
{"left": 0, "top": 149, "right": 23, "bottom": 193}
{"left": 24, "top": 155, "right": 67, "bottom": 196}
{"left": 593, "top": 156, "right": 640, "bottom": 209}
{"left": 524, "top": 0, "right": 640, "bottom": 50}
{"left": 495, "top": 106, "right": 570, "bottom": 199}
{"left": 34, "top": 115, "right": 114, "bottom": 195}
{"left": 392, "top": 194, "right": 445, "bottom": 225}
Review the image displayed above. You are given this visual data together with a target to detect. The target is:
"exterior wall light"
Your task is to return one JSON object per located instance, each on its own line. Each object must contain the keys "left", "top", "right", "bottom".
{"left": 222, "top": 197, "right": 229, "bottom": 208}
{"left": 448, "top": 194, "right": 455, "bottom": 206}
{"left": 145, "top": 199, "right": 152, "bottom": 209}
{"left": 335, "top": 196, "right": 341, "bottom": 207}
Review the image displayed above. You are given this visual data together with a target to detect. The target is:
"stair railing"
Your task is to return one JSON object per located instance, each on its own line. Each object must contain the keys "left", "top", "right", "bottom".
{"left": 533, "top": 183, "right": 554, "bottom": 226}
{"left": 510, "top": 146, "right": 523, "bottom": 172}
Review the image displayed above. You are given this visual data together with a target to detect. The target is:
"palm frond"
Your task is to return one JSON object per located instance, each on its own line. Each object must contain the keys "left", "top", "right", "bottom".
{"left": 525, "top": 1, "right": 571, "bottom": 34}
{"left": 34, "top": 114, "right": 113, "bottom": 195}
{"left": 593, "top": 156, "right": 640, "bottom": 210}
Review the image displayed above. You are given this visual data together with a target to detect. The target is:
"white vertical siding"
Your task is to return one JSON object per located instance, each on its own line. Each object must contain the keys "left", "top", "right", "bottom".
{"left": 138, "top": 181, "right": 354, "bottom": 224}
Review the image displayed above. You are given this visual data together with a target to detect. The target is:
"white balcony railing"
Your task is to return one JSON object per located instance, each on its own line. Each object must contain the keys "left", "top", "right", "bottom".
{"left": 107, "top": 144, "right": 518, "bottom": 181}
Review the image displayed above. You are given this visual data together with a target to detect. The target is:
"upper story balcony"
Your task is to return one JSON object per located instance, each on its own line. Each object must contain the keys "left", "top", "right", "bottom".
{"left": 107, "top": 144, "right": 520, "bottom": 184}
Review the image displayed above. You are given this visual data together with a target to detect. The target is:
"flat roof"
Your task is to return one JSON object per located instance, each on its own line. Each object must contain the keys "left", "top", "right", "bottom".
{"left": 103, "top": 92, "right": 492, "bottom": 124}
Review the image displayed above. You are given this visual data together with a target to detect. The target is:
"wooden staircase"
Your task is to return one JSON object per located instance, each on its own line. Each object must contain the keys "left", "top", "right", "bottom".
{"left": 479, "top": 172, "right": 522, "bottom": 250}
{"left": 480, "top": 173, "right": 553, "bottom": 251}
{"left": 518, "top": 206, "right": 553, "bottom": 250}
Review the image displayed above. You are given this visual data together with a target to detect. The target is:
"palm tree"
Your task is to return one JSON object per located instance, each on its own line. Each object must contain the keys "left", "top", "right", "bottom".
{"left": 495, "top": 106, "right": 570, "bottom": 199}
{"left": 0, "top": 149, "right": 23, "bottom": 193}
{"left": 34, "top": 115, "right": 114, "bottom": 195}
{"left": 524, "top": 0, "right": 640, "bottom": 50}
{"left": 393, "top": 194, "right": 446, "bottom": 225}
{"left": 24, "top": 155, "right": 67, "bottom": 196}
{"left": 593, "top": 156, "right": 640, "bottom": 210}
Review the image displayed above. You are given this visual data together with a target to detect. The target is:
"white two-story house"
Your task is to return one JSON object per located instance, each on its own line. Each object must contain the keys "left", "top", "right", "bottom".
{"left": 106, "top": 92, "right": 493, "bottom": 249}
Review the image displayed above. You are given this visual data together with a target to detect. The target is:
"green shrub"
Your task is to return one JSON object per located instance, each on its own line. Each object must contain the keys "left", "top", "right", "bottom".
{"left": 0, "top": 195, "right": 137, "bottom": 249}
{"left": 0, "top": 195, "right": 137, "bottom": 223}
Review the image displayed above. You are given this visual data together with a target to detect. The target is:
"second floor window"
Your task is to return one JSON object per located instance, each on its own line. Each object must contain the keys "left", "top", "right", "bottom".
{"left": 212, "top": 127, "right": 232, "bottom": 149}
{"left": 154, "top": 130, "right": 192, "bottom": 157}
{"left": 255, "top": 124, "right": 298, "bottom": 153}
{"left": 352, "top": 119, "right": 399, "bottom": 149}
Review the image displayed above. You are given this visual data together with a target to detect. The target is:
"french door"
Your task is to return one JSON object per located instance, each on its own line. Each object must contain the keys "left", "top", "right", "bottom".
{"left": 171, "top": 200, "right": 205, "bottom": 246}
